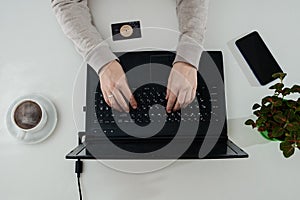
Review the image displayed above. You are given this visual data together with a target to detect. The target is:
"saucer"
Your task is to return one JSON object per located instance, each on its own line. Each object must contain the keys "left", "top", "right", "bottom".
{"left": 6, "top": 94, "right": 57, "bottom": 144}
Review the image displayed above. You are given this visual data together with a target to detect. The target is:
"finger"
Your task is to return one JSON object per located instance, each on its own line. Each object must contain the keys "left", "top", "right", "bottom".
{"left": 107, "top": 91, "right": 122, "bottom": 112}
{"left": 121, "top": 83, "right": 137, "bottom": 109}
{"left": 110, "top": 98, "right": 123, "bottom": 112}
{"left": 166, "top": 92, "right": 177, "bottom": 113}
{"left": 102, "top": 90, "right": 111, "bottom": 107}
{"left": 129, "top": 95, "right": 138, "bottom": 109}
{"left": 174, "top": 90, "right": 187, "bottom": 111}
{"left": 191, "top": 87, "right": 197, "bottom": 103}
{"left": 173, "top": 100, "right": 180, "bottom": 111}
{"left": 165, "top": 88, "right": 170, "bottom": 100}
{"left": 192, "top": 88, "right": 197, "bottom": 100}
{"left": 182, "top": 89, "right": 192, "bottom": 108}
{"left": 112, "top": 89, "right": 129, "bottom": 112}
{"left": 166, "top": 75, "right": 173, "bottom": 100}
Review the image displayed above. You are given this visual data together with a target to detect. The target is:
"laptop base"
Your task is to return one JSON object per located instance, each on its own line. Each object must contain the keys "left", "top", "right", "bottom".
{"left": 66, "top": 138, "right": 248, "bottom": 160}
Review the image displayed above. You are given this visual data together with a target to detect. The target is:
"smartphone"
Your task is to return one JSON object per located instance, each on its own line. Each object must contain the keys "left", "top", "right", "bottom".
{"left": 235, "top": 31, "right": 283, "bottom": 85}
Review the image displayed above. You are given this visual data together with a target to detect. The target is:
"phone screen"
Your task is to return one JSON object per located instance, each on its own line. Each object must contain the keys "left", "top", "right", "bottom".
{"left": 235, "top": 31, "right": 283, "bottom": 85}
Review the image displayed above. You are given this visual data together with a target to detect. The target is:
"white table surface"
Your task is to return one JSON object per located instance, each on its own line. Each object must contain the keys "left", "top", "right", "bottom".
{"left": 1, "top": 0, "right": 299, "bottom": 199}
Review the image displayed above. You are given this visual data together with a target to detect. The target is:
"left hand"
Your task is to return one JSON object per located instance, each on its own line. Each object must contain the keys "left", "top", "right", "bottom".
{"left": 166, "top": 62, "right": 197, "bottom": 113}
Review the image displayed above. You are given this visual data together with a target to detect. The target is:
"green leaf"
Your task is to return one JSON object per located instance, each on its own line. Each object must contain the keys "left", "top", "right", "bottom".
{"left": 260, "top": 106, "right": 270, "bottom": 114}
{"left": 286, "top": 122, "right": 300, "bottom": 132}
{"left": 245, "top": 119, "right": 255, "bottom": 126}
{"left": 264, "top": 123, "right": 270, "bottom": 130}
{"left": 295, "top": 114, "right": 300, "bottom": 124}
{"left": 258, "top": 126, "right": 266, "bottom": 132}
{"left": 245, "top": 119, "right": 257, "bottom": 129}
{"left": 262, "top": 96, "right": 273, "bottom": 105}
{"left": 253, "top": 110, "right": 261, "bottom": 117}
{"left": 272, "top": 72, "right": 287, "bottom": 81}
{"left": 287, "top": 100, "right": 297, "bottom": 108}
{"left": 273, "top": 110, "right": 283, "bottom": 116}
{"left": 288, "top": 111, "right": 297, "bottom": 121}
{"left": 280, "top": 141, "right": 295, "bottom": 158}
{"left": 271, "top": 127, "right": 285, "bottom": 137}
{"left": 252, "top": 103, "right": 261, "bottom": 110}
{"left": 256, "top": 117, "right": 267, "bottom": 126}
{"left": 269, "top": 83, "right": 284, "bottom": 90}
{"left": 282, "top": 88, "right": 291, "bottom": 96}
{"left": 291, "top": 85, "right": 300, "bottom": 93}
{"left": 273, "top": 99, "right": 283, "bottom": 107}
{"left": 273, "top": 114, "right": 287, "bottom": 124}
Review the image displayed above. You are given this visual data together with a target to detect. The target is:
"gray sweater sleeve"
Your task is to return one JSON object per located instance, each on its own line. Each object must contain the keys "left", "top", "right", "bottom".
{"left": 174, "top": 0, "right": 209, "bottom": 69}
{"left": 51, "top": 0, "right": 209, "bottom": 72}
{"left": 51, "top": 0, "right": 117, "bottom": 74}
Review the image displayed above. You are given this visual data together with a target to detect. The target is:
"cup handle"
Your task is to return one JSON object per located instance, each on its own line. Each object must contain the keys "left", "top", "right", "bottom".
{"left": 17, "top": 131, "right": 26, "bottom": 140}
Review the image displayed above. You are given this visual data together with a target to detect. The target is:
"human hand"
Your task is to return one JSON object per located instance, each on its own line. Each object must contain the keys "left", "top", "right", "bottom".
{"left": 99, "top": 60, "right": 137, "bottom": 112}
{"left": 166, "top": 62, "right": 197, "bottom": 113}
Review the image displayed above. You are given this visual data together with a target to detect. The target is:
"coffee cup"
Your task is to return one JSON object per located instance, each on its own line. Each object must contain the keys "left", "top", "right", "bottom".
{"left": 11, "top": 99, "right": 48, "bottom": 140}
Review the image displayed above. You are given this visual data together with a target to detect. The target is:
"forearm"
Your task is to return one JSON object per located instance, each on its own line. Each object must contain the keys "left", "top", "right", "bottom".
{"left": 174, "top": 0, "right": 209, "bottom": 69}
{"left": 51, "top": 0, "right": 117, "bottom": 73}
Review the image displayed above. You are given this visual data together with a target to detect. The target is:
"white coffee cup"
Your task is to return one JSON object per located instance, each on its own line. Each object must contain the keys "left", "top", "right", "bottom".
{"left": 11, "top": 99, "right": 48, "bottom": 140}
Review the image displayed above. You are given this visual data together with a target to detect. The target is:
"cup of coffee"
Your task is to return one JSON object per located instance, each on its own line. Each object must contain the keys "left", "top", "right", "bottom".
{"left": 11, "top": 99, "right": 48, "bottom": 140}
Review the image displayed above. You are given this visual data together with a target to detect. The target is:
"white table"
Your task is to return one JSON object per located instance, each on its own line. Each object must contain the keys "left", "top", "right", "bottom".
{"left": 1, "top": 0, "right": 299, "bottom": 199}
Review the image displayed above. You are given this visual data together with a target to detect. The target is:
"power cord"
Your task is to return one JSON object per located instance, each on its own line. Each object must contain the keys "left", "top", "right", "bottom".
{"left": 75, "top": 160, "right": 83, "bottom": 200}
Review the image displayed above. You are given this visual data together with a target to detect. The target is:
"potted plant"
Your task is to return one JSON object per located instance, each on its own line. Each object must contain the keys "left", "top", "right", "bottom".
{"left": 245, "top": 73, "right": 300, "bottom": 158}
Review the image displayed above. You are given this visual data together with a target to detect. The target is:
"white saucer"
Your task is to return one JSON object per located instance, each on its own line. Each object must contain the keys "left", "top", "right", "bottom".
{"left": 6, "top": 94, "right": 57, "bottom": 144}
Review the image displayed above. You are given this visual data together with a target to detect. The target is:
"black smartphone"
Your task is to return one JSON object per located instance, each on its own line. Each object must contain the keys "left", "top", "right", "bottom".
{"left": 235, "top": 31, "right": 283, "bottom": 85}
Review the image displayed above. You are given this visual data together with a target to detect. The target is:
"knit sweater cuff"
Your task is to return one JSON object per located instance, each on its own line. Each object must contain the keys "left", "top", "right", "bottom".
{"left": 173, "top": 42, "right": 204, "bottom": 70}
{"left": 85, "top": 44, "right": 118, "bottom": 74}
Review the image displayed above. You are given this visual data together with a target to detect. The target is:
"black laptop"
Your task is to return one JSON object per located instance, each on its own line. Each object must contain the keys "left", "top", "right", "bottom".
{"left": 66, "top": 51, "right": 248, "bottom": 159}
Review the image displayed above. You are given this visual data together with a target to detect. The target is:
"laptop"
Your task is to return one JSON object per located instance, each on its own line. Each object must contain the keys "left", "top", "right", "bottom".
{"left": 66, "top": 51, "right": 248, "bottom": 159}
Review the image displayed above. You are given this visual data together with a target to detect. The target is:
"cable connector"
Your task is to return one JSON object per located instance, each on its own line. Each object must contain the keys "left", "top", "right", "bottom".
{"left": 75, "top": 160, "right": 83, "bottom": 178}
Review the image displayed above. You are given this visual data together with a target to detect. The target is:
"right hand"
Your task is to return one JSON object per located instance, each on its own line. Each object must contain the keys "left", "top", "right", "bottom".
{"left": 99, "top": 60, "right": 137, "bottom": 112}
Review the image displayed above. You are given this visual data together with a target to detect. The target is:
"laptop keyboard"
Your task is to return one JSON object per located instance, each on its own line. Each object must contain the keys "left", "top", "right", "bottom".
{"left": 94, "top": 83, "right": 212, "bottom": 137}
{"left": 130, "top": 84, "right": 207, "bottom": 125}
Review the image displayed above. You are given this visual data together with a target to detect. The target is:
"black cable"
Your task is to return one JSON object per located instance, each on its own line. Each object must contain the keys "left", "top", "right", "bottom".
{"left": 77, "top": 176, "right": 82, "bottom": 200}
{"left": 75, "top": 160, "right": 83, "bottom": 200}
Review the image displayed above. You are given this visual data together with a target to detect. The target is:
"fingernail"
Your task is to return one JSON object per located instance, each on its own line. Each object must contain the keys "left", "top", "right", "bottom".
{"left": 133, "top": 104, "right": 137, "bottom": 109}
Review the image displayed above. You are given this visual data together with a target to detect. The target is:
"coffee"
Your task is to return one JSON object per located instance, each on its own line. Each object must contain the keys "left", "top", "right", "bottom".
{"left": 13, "top": 101, "right": 42, "bottom": 130}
